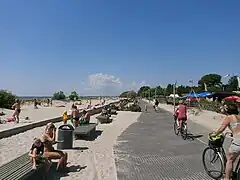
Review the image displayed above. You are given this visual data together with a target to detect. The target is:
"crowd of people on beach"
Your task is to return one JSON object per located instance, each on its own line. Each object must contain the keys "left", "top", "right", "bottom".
{"left": 7, "top": 98, "right": 53, "bottom": 123}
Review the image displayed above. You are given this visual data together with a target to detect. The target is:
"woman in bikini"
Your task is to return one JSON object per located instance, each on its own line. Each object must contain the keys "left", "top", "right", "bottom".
{"left": 71, "top": 105, "right": 80, "bottom": 128}
{"left": 211, "top": 104, "right": 240, "bottom": 180}
{"left": 41, "top": 123, "right": 68, "bottom": 171}
{"left": 12, "top": 99, "right": 21, "bottom": 123}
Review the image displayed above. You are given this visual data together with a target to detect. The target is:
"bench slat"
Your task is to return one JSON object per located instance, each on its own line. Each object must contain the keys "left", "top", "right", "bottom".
{"left": 0, "top": 160, "right": 31, "bottom": 180}
{"left": 0, "top": 154, "right": 29, "bottom": 178}
{"left": 4, "top": 163, "right": 32, "bottom": 180}
{"left": 0, "top": 153, "right": 29, "bottom": 174}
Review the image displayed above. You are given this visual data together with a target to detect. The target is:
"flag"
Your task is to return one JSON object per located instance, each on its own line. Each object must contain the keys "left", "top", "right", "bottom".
{"left": 237, "top": 76, "right": 240, "bottom": 89}
{"left": 204, "top": 83, "right": 207, "bottom": 91}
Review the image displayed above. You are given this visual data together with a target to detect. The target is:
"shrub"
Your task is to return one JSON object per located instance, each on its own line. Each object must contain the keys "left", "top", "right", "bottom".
{"left": 128, "top": 104, "right": 141, "bottom": 112}
{"left": 0, "top": 90, "right": 17, "bottom": 109}
{"left": 52, "top": 91, "right": 66, "bottom": 100}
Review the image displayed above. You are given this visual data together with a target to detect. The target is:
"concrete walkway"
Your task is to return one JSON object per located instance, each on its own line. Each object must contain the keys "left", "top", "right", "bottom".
{"left": 114, "top": 101, "right": 212, "bottom": 180}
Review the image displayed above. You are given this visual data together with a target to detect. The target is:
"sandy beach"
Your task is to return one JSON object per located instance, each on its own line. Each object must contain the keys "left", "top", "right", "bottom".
{"left": 0, "top": 99, "right": 115, "bottom": 132}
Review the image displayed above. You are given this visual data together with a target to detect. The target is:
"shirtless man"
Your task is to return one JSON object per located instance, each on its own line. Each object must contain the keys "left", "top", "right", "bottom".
{"left": 71, "top": 105, "right": 80, "bottom": 128}
{"left": 12, "top": 99, "right": 21, "bottom": 123}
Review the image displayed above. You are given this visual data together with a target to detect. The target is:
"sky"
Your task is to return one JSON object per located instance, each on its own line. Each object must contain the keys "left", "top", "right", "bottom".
{"left": 0, "top": 0, "right": 239, "bottom": 96}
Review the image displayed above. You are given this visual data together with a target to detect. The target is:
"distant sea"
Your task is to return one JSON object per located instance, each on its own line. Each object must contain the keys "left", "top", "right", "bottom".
{"left": 17, "top": 96, "right": 116, "bottom": 100}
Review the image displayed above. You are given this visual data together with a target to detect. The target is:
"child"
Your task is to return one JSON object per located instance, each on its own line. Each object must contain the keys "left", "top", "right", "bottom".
{"left": 29, "top": 138, "right": 51, "bottom": 171}
{"left": 62, "top": 111, "right": 68, "bottom": 125}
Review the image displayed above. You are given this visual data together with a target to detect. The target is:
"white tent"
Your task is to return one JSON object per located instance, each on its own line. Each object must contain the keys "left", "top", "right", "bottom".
{"left": 169, "top": 94, "right": 179, "bottom": 98}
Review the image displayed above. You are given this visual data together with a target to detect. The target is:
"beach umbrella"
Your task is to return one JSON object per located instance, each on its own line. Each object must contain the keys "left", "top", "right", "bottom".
{"left": 224, "top": 96, "right": 240, "bottom": 102}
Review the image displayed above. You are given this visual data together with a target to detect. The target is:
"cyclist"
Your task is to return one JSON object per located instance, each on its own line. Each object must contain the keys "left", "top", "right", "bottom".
{"left": 153, "top": 99, "right": 159, "bottom": 111}
{"left": 210, "top": 104, "right": 240, "bottom": 180}
{"left": 174, "top": 100, "right": 187, "bottom": 130}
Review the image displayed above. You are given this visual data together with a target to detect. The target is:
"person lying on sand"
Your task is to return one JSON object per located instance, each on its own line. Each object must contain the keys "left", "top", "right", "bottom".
{"left": 41, "top": 123, "right": 68, "bottom": 171}
{"left": 12, "top": 99, "right": 21, "bottom": 123}
{"left": 29, "top": 138, "right": 52, "bottom": 172}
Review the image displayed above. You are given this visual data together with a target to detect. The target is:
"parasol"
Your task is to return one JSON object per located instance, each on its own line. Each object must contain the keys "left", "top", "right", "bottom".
{"left": 224, "top": 96, "right": 240, "bottom": 102}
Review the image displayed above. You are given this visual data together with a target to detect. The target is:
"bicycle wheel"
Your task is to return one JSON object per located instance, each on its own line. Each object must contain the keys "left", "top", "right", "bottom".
{"left": 173, "top": 120, "right": 179, "bottom": 135}
{"left": 181, "top": 122, "right": 188, "bottom": 140}
{"left": 202, "top": 147, "right": 224, "bottom": 179}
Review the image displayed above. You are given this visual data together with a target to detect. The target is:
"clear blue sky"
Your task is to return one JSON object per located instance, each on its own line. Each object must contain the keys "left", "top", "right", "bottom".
{"left": 0, "top": 0, "right": 239, "bottom": 96}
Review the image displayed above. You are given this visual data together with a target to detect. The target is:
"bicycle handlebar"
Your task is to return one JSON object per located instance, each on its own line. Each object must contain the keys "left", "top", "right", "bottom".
{"left": 209, "top": 132, "right": 233, "bottom": 138}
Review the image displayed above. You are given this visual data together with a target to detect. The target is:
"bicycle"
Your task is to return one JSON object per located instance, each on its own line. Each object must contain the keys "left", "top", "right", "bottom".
{"left": 173, "top": 117, "right": 188, "bottom": 140}
{"left": 202, "top": 132, "right": 240, "bottom": 180}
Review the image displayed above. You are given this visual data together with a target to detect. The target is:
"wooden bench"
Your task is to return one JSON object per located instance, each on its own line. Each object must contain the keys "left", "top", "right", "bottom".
{"left": 0, "top": 153, "right": 45, "bottom": 180}
{"left": 74, "top": 123, "right": 98, "bottom": 139}
{"left": 96, "top": 115, "right": 113, "bottom": 124}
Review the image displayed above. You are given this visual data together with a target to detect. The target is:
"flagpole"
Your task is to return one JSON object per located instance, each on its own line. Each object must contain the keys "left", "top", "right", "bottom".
{"left": 173, "top": 81, "right": 177, "bottom": 113}
{"left": 155, "top": 88, "right": 157, "bottom": 99}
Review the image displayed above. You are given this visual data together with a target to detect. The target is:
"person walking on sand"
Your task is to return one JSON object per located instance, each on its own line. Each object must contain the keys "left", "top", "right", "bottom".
{"left": 12, "top": 99, "right": 21, "bottom": 123}
{"left": 34, "top": 99, "right": 38, "bottom": 109}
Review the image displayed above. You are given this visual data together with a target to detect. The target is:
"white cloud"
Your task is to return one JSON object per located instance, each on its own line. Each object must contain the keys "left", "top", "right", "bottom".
{"left": 86, "top": 73, "right": 122, "bottom": 95}
{"left": 130, "top": 80, "right": 147, "bottom": 91}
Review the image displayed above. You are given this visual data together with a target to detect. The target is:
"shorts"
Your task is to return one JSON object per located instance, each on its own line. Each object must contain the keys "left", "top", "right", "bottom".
{"left": 229, "top": 138, "right": 240, "bottom": 153}
{"left": 178, "top": 117, "right": 187, "bottom": 121}
{"left": 36, "top": 156, "right": 46, "bottom": 164}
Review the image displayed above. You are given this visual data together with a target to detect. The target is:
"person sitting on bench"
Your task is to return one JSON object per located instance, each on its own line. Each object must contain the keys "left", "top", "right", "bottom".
{"left": 79, "top": 110, "right": 90, "bottom": 125}
{"left": 29, "top": 138, "right": 52, "bottom": 172}
{"left": 41, "top": 123, "right": 68, "bottom": 171}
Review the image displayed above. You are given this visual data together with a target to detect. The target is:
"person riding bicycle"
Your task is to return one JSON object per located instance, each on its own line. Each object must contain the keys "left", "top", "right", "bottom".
{"left": 210, "top": 104, "right": 240, "bottom": 180}
{"left": 153, "top": 99, "right": 159, "bottom": 110}
{"left": 174, "top": 100, "right": 187, "bottom": 130}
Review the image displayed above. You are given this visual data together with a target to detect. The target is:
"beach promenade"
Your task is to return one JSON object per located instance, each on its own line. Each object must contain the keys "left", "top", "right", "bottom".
{"left": 0, "top": 99, "right": 229, "bottom": 179}
{"left": 114, "top": 100, "right": 212, "bottom": 180}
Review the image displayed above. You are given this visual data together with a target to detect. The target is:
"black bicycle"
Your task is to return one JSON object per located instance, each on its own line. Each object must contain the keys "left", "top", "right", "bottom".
{"left": 173, "top": 116, "right": 188, "bottom": 140}
{"left": 202, "top": 132, "right": 240, "bottom": 179}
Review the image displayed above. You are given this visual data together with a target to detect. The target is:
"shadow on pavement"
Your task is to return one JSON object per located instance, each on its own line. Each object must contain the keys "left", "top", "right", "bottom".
{"left": 47, "top": 163, "right": 87, "bottom": 180}
{"left": 72, "top": 146, "right": 89, "bottom": 151}
{"left": 187, "top": 133, "right": 203, "bottom": 140}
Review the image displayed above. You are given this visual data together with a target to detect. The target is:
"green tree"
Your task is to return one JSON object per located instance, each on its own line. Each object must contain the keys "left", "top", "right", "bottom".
{"left": 0, "top": 90, "right": 17, "bottom": 109}
{"left": 119, "top": 91, "right": 137, "bottom": 99}
{"left": 119, "top": 91, "right": 129, "bottom": 98}
{"left": 52, "top": 91, "right": 66, "bottom": 100}
{"left": 198, "top": 74, "right": 222, "bottom": 90}
{"left": 69, "top": 91, "right": 79, "bottom": 100}
{"left": 226, "top": 76, "right": 239, "bottom": 91}
{"left": 155, "top": 85, "right": 164, "bottom": 96}
{"left": 165, "top": 84, "right": 173, "bottom": 96}
{"left": 137, "top": 86, "right": 151, "bottom": 97}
